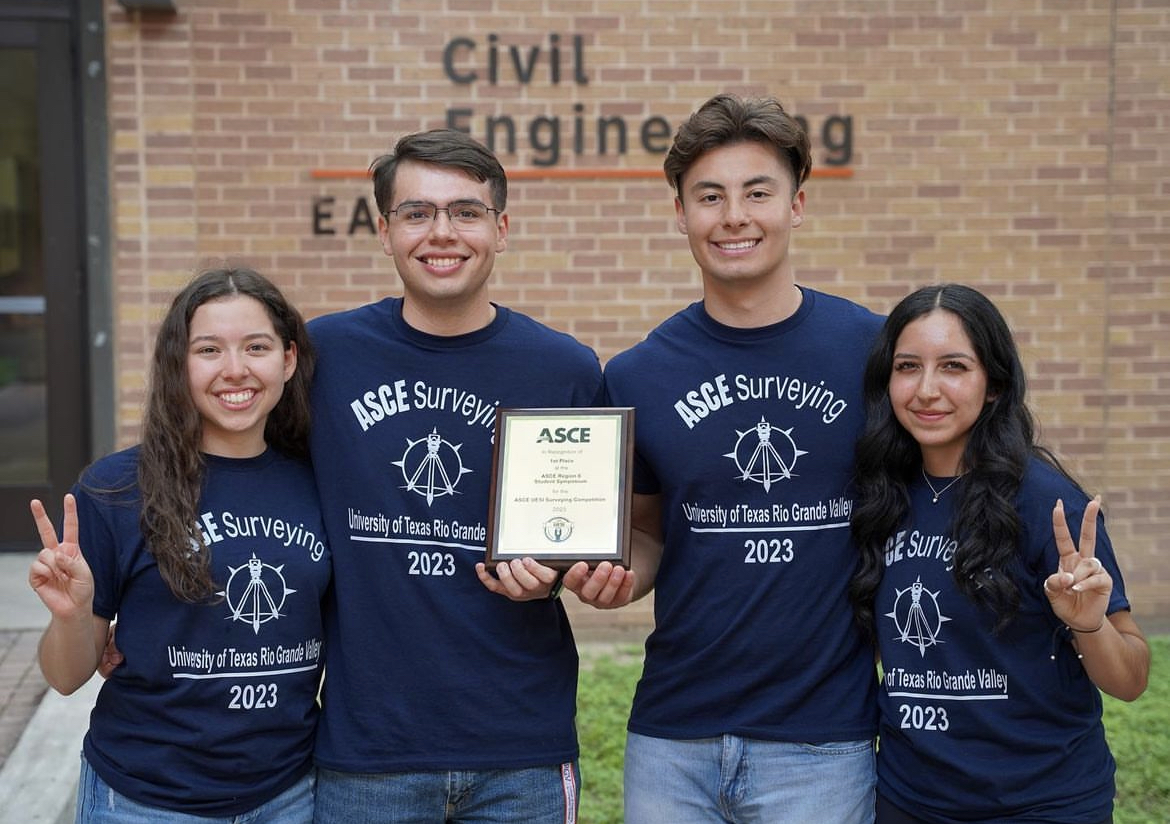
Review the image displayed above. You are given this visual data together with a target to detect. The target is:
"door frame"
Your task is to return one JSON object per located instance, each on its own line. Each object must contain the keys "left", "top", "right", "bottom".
{"left": 0, "top": 0, "right": 112, "bottom": 550}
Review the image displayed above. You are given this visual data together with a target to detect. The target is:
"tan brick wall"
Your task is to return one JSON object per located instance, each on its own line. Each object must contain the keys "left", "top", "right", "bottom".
{"left": 105, "top": 0, "right": 1170, "bottom": 626}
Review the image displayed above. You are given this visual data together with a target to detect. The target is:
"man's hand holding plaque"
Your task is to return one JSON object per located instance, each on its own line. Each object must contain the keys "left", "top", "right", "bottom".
{"left": 484, "top": 408, "right": 634, "bottom": 572}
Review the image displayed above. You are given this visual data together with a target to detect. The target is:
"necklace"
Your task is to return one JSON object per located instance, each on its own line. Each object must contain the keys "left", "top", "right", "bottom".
{"left": 922, "top": 467, "right": 965, "bottom": 503}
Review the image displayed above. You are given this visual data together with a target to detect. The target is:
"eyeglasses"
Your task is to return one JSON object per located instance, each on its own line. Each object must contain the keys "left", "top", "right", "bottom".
{"left": 383, "top": 200, "right": 500, "bottom": 230}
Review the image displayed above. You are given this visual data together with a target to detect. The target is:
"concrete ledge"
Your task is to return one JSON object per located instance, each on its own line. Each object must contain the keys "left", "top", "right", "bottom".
{"left": 0, "top": 676, "right": 99, "bottom": 823}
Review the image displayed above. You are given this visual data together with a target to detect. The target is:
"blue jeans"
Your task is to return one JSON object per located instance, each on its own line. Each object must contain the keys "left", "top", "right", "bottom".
{"left": 624, "top": 732, "right": 875, "bottom": 824}
{"left": 314, "top": 763, "right": 581, "bottom": 824}
{"left": 75, "top": 754, "right": 315, "bottom": 823}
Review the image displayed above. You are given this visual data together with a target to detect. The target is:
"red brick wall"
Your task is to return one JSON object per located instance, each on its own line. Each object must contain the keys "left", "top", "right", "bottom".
{"left": 105, "top": 0, "right": 1169, "bottom": 625}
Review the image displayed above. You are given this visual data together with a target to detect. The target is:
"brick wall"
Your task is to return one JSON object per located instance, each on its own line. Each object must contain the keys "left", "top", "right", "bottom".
{"left": 105, "top": 0, "right": 1169, "bottom": 625}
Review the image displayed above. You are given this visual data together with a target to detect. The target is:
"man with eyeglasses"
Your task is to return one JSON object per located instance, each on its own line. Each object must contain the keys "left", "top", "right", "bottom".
{"left": 306, "top": 129, "right": 602, "bottom": 823}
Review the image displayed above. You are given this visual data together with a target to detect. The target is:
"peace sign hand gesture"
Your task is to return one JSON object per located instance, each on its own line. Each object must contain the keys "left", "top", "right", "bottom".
{"left": 1043, "top": 497, "right": 1111, "bottom": 633}
{"left": 28, "top": 494, "right": 95, "bottom": 620}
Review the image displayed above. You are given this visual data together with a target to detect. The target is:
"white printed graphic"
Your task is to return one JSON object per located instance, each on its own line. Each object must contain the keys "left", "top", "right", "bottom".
{"left": 392, "top": 426, "right": 473, "bottom": 505}
{"left": 724, "top": 416, "right": 807, "bottom": 492}
{"left": 887, "top": 576, "right": 951, "bottom": 657}
{"left": 218, "top": 554, "right": 296, "bottom": 635}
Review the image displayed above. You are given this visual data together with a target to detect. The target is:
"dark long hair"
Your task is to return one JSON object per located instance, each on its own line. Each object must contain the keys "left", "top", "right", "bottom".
{"left": 138, "top": 267, "right": 314, "bottom": 602}
{"left": 850, "top": 284, "right": 1071, "bottom": 635}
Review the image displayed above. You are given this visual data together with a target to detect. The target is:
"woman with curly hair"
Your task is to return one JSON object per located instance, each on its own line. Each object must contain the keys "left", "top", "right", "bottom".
{"left": 28, "top": 267, "right": 330, "bottom": 823}
{"left": 850, "top": 283, "right": 1148, "bottom": 824}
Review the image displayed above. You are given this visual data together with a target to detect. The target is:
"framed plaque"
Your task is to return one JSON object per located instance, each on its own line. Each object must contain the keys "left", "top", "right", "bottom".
{"left": 485, "top": 407, "right": 634, "bottom": 569}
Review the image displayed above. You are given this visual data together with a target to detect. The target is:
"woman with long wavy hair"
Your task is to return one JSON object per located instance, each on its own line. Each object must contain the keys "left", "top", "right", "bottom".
{"left": 28, "top": 267, "right": 330, "bottom": 823}
{"left": 850, "top": 283, "right": 1148, "bottom": 824}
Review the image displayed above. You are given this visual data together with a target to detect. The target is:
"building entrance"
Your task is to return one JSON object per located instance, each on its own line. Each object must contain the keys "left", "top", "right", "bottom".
{"left": 0, "top": 11, "right": 88, "bottom": 550}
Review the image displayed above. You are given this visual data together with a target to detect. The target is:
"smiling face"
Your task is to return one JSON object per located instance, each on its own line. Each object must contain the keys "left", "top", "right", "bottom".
{"left": 376, "top": 159, "right": 508, "bottom": 334}
{"left": 187, "top": 295, "right": 296, "bottom": 458}
{"left": 888, "top": 309, "right": 992, "bottom": 476}
{"left": 675, "top": 140, "right": 805, "bottom": 302}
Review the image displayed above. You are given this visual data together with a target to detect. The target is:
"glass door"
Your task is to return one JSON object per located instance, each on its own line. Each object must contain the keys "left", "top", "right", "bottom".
{"left": 0, "top": 15, "right": 88, "bottom": 550}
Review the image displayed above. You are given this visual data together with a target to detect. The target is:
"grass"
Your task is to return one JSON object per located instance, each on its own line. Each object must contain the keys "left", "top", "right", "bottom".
{"left": 577, "top": 646, "right": 642, "bottom": 824}
{"left": 1105, "top": 635, "right": 1170, "bottom": 824}
{"left": 576, "top": 637, "right": 1170, "bottom": 824}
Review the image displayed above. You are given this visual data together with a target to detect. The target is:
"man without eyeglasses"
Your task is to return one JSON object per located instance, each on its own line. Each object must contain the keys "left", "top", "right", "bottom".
{"left": 564, "top": 94, "right": 881, "bottom": 824}
{"left": 308, "top": 129, "right": 601, "bottom": 823}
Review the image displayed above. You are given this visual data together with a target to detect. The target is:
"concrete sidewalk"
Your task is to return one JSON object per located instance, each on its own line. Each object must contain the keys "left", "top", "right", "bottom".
{"left": 0, "top": 552, "right": 99, "bottom": 822}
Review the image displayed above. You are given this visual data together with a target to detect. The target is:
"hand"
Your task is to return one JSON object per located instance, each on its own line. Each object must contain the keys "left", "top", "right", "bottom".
{"left": 562, "top": 561, "right": 635, "bottom": 609}
{"left": 27, "top": 495, "right": 95, "bottom": 620}
{"left": 1044, "top": 497, "right": 1112, "bottom": 632}
{"left": 475, "top": 558, "right": 562, "bottom": 601}
{"left": 98, "top": 622, "right": 124, "bottom": 678}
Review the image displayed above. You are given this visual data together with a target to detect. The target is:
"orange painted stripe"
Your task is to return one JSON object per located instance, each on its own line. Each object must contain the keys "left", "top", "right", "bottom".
{"left": 811, "top": 167, "right": 854, "bottom": 179}
{"left": 310, "top": 166, "right": 853, "bottom": 180}
{"left": 510, "top": 168, "right": 663, "bottom": 180}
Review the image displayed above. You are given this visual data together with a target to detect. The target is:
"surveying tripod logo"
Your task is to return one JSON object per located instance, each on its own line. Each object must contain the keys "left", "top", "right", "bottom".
{"left": 543, "top": 516, "right": 573, "bottom": 543}
{"left": 392, "top": 426, "right": 473, "bottom": 505}
{"left": 887, "top": 576, "right": 951, "bottom": 657}
{"left": 218, "top": 554, "right": 296, "bottom": 635}
{"left": 724, "top": 416, "right": 807, "bottom": 492}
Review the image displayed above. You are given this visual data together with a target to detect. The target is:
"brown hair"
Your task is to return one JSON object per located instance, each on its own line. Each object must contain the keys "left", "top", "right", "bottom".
{"left": 664, "top": 93, "right": 811, "bottom": 198}
{"left": 370, "top": 129, "right": 508, "bottom": 216}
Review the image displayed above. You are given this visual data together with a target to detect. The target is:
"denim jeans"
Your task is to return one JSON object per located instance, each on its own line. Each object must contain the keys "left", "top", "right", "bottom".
{"left": 314, "top": 763, "right": 581, "bottom": 824}
{"left": 624, "top": 732, "right": 875, "bottom": 824}
{"left": 75, "top": 754, "right": 315, "bottom": 823}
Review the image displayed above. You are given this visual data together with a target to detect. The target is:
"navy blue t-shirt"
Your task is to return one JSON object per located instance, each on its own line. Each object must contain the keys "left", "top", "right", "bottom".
{"left": 875, "top": 458, "right": 1129, "bottom": 823}
{"left": 307, "top": 298, "right": 603, "bottom": 772}
{"left": 603, "top": 289, "right": 882, "bottom": 742}
{"left": 77, "top": 447, "right": 330, "bottom": 816}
